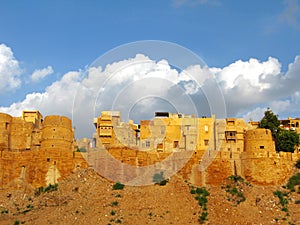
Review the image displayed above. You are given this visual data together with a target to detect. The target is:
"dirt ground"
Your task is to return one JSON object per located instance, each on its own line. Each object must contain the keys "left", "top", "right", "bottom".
{"left": 0, "top": 168, "right": 299, "bottom": 225}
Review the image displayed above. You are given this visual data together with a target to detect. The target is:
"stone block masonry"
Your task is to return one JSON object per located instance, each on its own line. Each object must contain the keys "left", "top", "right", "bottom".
{"left": 0, "top": 111, "right": 88, "bottom": 188}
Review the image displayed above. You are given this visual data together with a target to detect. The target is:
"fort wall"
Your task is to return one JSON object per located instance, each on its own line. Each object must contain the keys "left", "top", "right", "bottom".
{"left": 1, "top": 110, "right": 300, "bottom": 188}
{"left": 241, "top": 129, "right": 296, "bottom": 185}
{"left": 0, "top": 112, "right": 87, "bottom": 188}
{"left": 0, "top": 113, "right": 12, "bottom": 150}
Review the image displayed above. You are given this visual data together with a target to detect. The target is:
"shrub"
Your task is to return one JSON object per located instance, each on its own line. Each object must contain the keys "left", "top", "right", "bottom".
{"left": 222, "top": 175, "right": 247, "bottom": 205}
{"left": 153, "top": 171, "right": 168, "bottom": 186}
{"left": 198, "top": 211, "right": 208, "bottom": 223}
{"left": 286, "top": 173, "right": 300, "bottom": 192}
{"left": 113, "top": 182, "right": 125, "bottom": 190}
{"left": 34, "top": 183, "right": 58, "bottom": 196}
{"left": 190, "top": 189, "right": 196, "bottom": 194}
{"left": 196, "top": 187, "right": 210, "bottom": 197}
{"left": 76, "top": 147, "right": 87, "bottom": 152}
{"left": 190, "top": 186, "right": 209, "bottom": 223}
{"left": 111, "top": 201, "right": 118, "bottom": 206}
{"left": 273, "top": 190, "right": 290, "bottom": 216}
{"left": 228, "top": 175, "right": 244, "bottom": 183}
{"left": 110, "top": 210, "right": 116, "bottom": 215}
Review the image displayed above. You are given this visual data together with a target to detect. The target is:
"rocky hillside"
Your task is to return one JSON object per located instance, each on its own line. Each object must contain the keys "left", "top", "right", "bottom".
{"left": 0, "top": 168, "right": 299, "bottom": 225}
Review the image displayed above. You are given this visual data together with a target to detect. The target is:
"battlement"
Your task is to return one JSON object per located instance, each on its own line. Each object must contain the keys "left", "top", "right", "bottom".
{"left": 43, "top": 115, "right": 72, "bottom": 128}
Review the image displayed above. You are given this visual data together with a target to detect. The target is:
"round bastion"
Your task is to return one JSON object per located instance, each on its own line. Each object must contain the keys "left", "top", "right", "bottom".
{"left": 40, "top": 115, "right": 73, "bottom": 151}
{"left": 244, "top": 128, "right": 275, "bottom": 152}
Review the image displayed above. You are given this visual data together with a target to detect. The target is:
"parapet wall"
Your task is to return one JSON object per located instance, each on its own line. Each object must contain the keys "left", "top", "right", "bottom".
{"left": 0, "top": 113, "right": 12, "bottom": 150}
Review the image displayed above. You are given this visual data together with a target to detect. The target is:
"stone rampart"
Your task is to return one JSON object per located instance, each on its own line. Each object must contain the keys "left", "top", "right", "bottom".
{"left": 241, "top": 129, "right": 296, "bottom": 185}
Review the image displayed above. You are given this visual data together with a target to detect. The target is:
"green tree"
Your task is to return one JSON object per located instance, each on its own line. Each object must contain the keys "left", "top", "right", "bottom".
{"left": 276, "top": 130, "right": 299, "bottom": 153}
{"left": 259, "top": 108, "right": 280, "bottom": 136}
{"left": 295, "top": 159, "right": 300, "bottom": 169}
{"left": 259, "top": 109, "right": 299, "bottom": 153}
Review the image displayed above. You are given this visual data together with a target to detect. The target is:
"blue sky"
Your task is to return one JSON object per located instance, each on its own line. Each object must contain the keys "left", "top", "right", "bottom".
{"left": 1, "top": 0, "right": 300, "bottom": 137}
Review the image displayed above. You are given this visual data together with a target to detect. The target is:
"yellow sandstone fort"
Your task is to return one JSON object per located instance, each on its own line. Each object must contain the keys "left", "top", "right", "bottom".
{"left": 0, "top": 110, "right": 300, "bottom": 188}
{"left": 0, "top": 111, "right": 87, "bottom": 188}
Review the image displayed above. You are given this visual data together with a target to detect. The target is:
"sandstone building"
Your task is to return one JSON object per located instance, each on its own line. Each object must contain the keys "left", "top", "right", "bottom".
{"left": 92, "top": 111, "right": 300, "bottom": 185}
{"left": 0, "top": 109, "right": 299, "bottom": 188}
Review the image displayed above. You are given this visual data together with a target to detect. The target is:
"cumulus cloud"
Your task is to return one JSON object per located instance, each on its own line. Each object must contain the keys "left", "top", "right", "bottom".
{"left": 0, "top": 44, "right": 22, "bottom": 93}
{"left": 1, "top": 51, "right": 300, "bottom": 138}
{"left": 213, "top": 57, "right": 281, "bottom": 90}
{"left": 31, "top": 66, "right": 53, "bottom": 82}
{"left": 211, "top": 56, "right": 300, "bottom": 117}
{"left": 0, "top": 54, "right": 214, "bottom": 137}
{"left": 0, "top": 71, "right": 81, "bottom": 117}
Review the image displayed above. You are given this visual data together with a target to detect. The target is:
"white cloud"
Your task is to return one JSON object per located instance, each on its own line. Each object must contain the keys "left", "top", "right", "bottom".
{"left": 210, "top": 56, "right": 300, "bottom": 117}
{"left": 0, "top": 44, "right": 22, "bottom": 93}
{"left": 213, "top": 57, "right": 281, "bottom": 90}
{"left": 242, "top": 100, "right": 291, "bottom": 122}
{"left": 1, "top": 50, "right": 300, "bottom": 138}
{"left": 0, "top": 54, "right": 211, "bottom": 137}
{"left": 0, "top": 70, "right": 81, "bottom": 118}
{"left": 31, "top": 66, "right": 53, "bottom": 82}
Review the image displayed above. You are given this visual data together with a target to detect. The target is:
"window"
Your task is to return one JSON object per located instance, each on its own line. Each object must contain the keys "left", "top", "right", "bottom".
{"left": 237, "top": 148, "right": 240, "bottom": 152}
{"left": 228, "top": 121, "right": 234, "bottom": 125}
{"left": 225, "top": 131, "right": 237, "bottom": 140}
{"left": 173, "top": 141, "right": 179, "bottom": 148}
{"left": 204, "top": 125, "right": 209, "bottom": 132}
{"left": 260, "top": 146, "right": 264, "bottom": 149}
{"left": 157, "top": 143, "right": 163, "bottom": 149}
{"left": 204, "top": 140, "right": 209, "bottom": 146}
{"left": 146, "top": 140, "right": 150, "bottom": 147}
